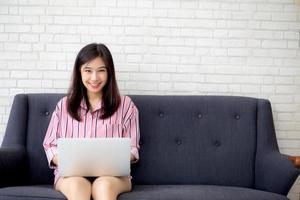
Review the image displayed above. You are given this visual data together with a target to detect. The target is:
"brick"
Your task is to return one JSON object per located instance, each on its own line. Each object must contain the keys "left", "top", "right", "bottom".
{"left": 115, "top": 72, "right": 129, "bottom": 81}
{"left": 262, "top": 40, "right": 287, "bottom": 48}
{"left": 261, "top": 21, "right": 289, "bottom": 30}
{"left": 270, "top": 49, "right": 296, "bottom": 58}
{"left": 128, "top": 8, "right": 150, "bottom": 17}
{"left": 199, "top": 2, "right": 219, "bottom": 9}
{"left": 137, "top": 0, "right": 153, "bottom": 8}
{"left": 49, "top": 0, "right": 77, "bottom": 6}
{"left": 253, "top": 12, "right": 271, "bottom": 20}
{"left": 158, "top": 82, "right": 172, "bottom": 91}
{"left": 154, "top": 0, "right": 180, "bottom": 8}
{"left": 168, "top": 9, "right": 195, "bottom": 18}
{"left": 31, "top": 25, "right": 45, "bottom": 33}
{"left": 228, "top": 48, "right": 250, "bottom": 56}
{"left": 20, "top": 34, "right": 39, "bottom": 42}
{"left": 28, "top": 0, "right": 48, "bottom": 5}
{"left": 95, "top": 0, "right": 116, "bottom": 6}
{"left": 130, "top": 73, "right": 160, "bottom": 81}
{"left": 280, "top": 68, "right": 300, "bottom": 76}
{"left": 247, "top": 57, "right": 273, "bottom": 66}
{"left": 206, "top": 75, "right": 232, "bottom": 83}
{"left": 54, "top": 16, "right": 81, "bottom": 25}
{"left": 222, "top": 39, "right": 246, "bottom": 47}
{"left": 54, "top": 35, "right": 80, "bottom": 43}
{"left": 28, "top": 71, "right": 42, "bottom": 79}
{"left": 136, "top": 82, "right": 157, "bottom": 91}
{"left": 156, "top": 64, "right": 176, "bottom": 73}
{"left": 202, "top": 57, "right": 229, "bottom": 65}
{"left": 53, "top": 80, "right": 69, "bottom": 89}
{"left": 19, "top": 7, "right": 45, "bottom": 15}
{"left": 160, "top": 73, "right": 171, "bottom": 81}
{"left": 0, "top": 7, "right": 8, "bottom": 14}
{"left": 177, "top": 65, "right": 197, "bottom": 73}
{"left": 4, "top": 43, "right": 32, "bottom": 52}
{"left": 272, "top": 13, "right": 297, "bottom": 21}
{"left": 180, "top": 56, "right": 200, "bottom": 64}
{"left": 275, "top": 77, "right": 293, "bottom": 84}
{"left": 126, "top": 54, "right": 142, "bottom": 62}
{"left": 64, "top": 7, "right": 91, "bottom": 15}
{"left": 276, "top": 85, "right": 299, "bottom": 94}
{"left": 257, "top": 4, "right": 283, "bottom": 11}
{"left": 90, "top": 7, "right": 109, "bottom": 16}
{"left": 46, "top": 7, "right": 63, "bottom": 15}
{"left": 40, "top": 52, "right": 66, "bottom": 61}
{"left": 0, "top": 15, "right": 22, "bottom": 23}
{"left": 213, "top": 10, "right": 231, "bottom": 19}
{"left": 5, "top": 25, "right": 30, "bottom": 32}
{"left": 241, "top": 84, "right": 260, "bottom": 93}
{"left": 10, "top": 71, "right": 28, "bottom": 78}
{"left": 17, "top": 80, "right": 41, "bottom": 88}
{"left": 174, "top": 83, "right": 197, "bottom": 91}
{"left": 109, "top": 8, "right": 128, "bottom": 16}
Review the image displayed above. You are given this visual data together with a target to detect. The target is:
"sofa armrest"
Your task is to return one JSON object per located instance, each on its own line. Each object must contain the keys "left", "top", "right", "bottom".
{"left": 0, "top": 147, "right": 27, "bottom": 187}
{"left": 255, "top": 152, "right": 300, "bottom": 195}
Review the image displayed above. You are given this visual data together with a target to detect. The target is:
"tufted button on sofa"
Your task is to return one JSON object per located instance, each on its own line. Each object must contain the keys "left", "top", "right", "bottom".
{"left": 0, "top": 94, "right": 299, "bottom": 200}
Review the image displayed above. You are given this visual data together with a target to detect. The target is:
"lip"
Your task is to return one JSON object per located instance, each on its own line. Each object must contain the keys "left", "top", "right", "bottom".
{"left": 88, "top": 82, "right": 101, "bottom": 88}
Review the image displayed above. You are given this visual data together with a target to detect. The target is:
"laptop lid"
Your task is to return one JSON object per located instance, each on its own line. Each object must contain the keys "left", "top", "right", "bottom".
{"left": 57, "top": 138, "right": 131, "bottom": 177}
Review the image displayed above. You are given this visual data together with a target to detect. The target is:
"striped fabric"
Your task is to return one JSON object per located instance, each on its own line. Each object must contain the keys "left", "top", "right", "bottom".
{"left": 43, "top": 95, "right": 140, "bottom": 184}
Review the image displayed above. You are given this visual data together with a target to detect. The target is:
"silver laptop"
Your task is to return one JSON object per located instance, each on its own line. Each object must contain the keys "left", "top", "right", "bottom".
{"left": 57, "top": 138, "right": 131, "bottom": 177}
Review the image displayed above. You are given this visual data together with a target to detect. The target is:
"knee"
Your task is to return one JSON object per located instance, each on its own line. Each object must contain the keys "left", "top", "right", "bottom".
{"left": 68, "top": 177, "right": 92, "bottom": 194}
{"left": 93, "top": 176, "right": 114, "bottom": 192}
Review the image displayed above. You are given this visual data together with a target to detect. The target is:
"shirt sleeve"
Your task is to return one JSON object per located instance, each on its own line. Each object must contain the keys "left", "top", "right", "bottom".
{"left": 43, "top": 101, "right": 62, "bottom": 169}
{"left": 122, "top": 97, "right": 140, "bottom": 163}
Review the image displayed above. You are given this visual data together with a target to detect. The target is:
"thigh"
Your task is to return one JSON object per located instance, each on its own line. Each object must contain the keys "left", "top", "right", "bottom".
{"left": 92, "top": 176, "right": 132, "bottom": 197}
{"left": 55, "top": 176, "right": 92, "bottom": 198}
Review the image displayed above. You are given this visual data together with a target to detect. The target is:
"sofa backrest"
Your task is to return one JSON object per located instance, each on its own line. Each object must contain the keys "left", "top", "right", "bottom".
{"left": 131, "top": 95, "right": 258, "bottom": 188}
{"left": 3, "top": 94, "right": 263, "bottom": 187}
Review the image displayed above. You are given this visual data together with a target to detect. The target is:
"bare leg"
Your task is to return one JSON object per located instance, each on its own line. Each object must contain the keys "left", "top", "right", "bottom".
{"left": 92, "top": 176, "right": 132, "bottom": 200}
{"left": 55, "top": 176, "right": 92, "bottom": 200}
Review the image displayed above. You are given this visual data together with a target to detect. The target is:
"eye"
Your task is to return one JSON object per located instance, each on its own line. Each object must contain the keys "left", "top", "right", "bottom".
{"left": 85, "top": 69, "right": 91, "bottom": 73}
{"left": 98, "top": 68, "right": 107, "bottom": 72}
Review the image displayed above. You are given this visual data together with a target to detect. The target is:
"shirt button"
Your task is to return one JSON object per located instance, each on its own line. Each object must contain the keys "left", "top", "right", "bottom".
{"left": 45, "top": 111, "right": 49, "bottom": 116}
{"left": 235, "top": 114, "right": 240, "bottom": 120}
{"left": 197, "top": 113, "right": 202, "bottom": 119}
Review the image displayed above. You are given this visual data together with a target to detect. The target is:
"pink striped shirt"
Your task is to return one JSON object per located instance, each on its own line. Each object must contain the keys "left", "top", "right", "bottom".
{"left": 43, "top": 95, "right": 140, "bottom": 184}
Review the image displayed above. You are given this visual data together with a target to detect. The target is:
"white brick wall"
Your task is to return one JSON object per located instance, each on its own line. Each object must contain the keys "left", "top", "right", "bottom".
{"left": 0, "top": 0, "right": 300, "bottom": 198}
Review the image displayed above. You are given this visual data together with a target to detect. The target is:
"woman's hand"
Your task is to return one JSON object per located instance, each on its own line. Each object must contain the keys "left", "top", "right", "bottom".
{"left": 130, "top": 154, "right": 137, "bottom": 163}
{"left": 52, "top": 154, "right": 58, "bottom": 166}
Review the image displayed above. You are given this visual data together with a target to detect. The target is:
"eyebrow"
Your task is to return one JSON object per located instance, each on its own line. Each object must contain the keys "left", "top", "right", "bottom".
{"left": 82, "top": 66, "right": 106, "bottom": 69}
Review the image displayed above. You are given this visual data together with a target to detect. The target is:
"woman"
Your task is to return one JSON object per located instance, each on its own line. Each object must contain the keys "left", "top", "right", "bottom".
{"left": 43, "top": 43, "right": 140, "bottom": 200}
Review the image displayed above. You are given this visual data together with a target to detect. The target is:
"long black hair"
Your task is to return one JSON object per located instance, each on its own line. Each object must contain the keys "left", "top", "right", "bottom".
{"left": 67, "top": 43, "right": 121, "bottom": 121}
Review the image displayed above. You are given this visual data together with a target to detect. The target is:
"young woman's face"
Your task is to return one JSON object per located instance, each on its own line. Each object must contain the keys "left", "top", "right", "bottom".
{"left": 80, "top": 56, "right": 108, "bottom": 98}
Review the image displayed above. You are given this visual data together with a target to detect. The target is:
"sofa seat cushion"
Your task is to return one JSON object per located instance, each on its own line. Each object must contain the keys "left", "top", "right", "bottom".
{"left": 0, "top": 185, "right": 65, "bottom": 200}
{"left": 0, "top": 184, "right": 288, "bottom": 200}
{"left": 120, "top": 185, "right": 288, "bottom": 200}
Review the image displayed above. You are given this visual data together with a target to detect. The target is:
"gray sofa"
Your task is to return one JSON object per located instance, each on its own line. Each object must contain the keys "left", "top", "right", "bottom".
{"left": 0, "top": 93, "right": 299, "bottom": 200}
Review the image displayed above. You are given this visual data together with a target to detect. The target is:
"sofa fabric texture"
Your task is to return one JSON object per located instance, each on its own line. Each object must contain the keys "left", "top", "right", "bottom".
{"left": 0, "top": 93, "right": 299, "bottom": 200}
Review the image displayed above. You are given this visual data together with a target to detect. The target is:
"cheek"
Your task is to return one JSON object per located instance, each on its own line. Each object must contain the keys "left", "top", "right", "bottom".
{"left": 102, "top": 73, "right": 108, "bottom": 81}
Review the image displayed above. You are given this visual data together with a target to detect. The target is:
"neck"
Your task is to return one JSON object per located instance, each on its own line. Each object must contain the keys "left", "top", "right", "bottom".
{"left": 87, "top": 92, "right": 102, "bottom": 103}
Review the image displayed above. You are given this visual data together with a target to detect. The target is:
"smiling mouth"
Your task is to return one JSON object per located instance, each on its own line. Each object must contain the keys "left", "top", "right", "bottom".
{"left": 89, "top": 83, "right": 101, "bottom": 87}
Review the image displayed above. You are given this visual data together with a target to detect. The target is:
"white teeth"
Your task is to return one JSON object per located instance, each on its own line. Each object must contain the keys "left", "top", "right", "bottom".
{"left": 90, "top": 83, "right": 100, "bottom": 86}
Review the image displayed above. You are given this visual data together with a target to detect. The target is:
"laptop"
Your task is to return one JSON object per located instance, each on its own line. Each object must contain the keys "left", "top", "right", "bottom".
{"left": 57, "top": 138, "right": 131, "bottom": 177}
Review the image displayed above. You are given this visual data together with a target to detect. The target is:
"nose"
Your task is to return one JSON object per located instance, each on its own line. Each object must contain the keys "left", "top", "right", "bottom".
{"left": 91, "top": 71, "right": 98, "bottom": 81}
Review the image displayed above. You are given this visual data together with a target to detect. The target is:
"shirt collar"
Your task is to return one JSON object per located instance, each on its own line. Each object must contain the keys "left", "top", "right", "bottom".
{"left": 80, "top": 98, "right": 102, "bottom": 112}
